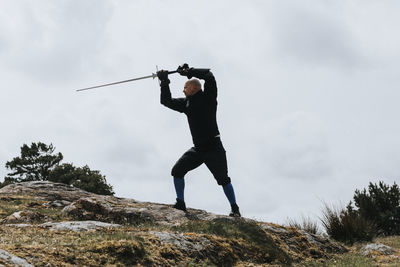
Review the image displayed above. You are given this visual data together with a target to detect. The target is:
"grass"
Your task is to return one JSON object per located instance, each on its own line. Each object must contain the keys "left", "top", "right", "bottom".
{"left": 0, "top": 196, "right": 73, "bottom": 223}
{"left": 2, "top": 190, "right": 398, "bottom": 266}
{"left": 0, "top": 218, "right": 295, "bottom": 266}
{"left": 295, "top": 235, "right": 400, "bottom": 267}
{"left": 286, "top": 216, "right": 321, "bottom": 235}
{"left": 2, "top": 220, "right": 395, "bottom": 267}
{"left": 297, "top": 253, "right": 374, "bottom": 267}
{"left": 173, "top": 217, "right": 293, "bottom": 265}
{"left": 0, "top": 196, "right": 33, "bottom": 216}
{"left": 0, "top": 226, "right": 158, "bottom": 266}
{"left": 376, "top": 235, "right": 400, "bottom": 249}
{"left": 185, "top": 259, "right": 216, "bottom": 267}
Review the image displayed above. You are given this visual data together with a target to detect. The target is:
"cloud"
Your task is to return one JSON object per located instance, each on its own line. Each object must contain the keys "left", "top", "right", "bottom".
{"left": 266, "top": 2, "right": 363, "bottom": 68}
{"left": 0, "top": 0, "right": 113, "bottom": 83}
{"left": 256, "top": 111, "right": 332, "bottom": 180}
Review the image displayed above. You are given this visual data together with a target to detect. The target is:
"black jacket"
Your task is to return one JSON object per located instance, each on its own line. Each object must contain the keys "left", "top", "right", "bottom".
{"left": 160, "top": 72, "right": 220, "bottom": 148}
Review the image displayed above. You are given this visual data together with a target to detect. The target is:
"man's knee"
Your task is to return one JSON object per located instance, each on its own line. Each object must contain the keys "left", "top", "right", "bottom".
{"left": 171, "top": 164, "right": 186, "bottom": 178}
{"left": 217, "top": 176, "right": 231, "bottom": 186}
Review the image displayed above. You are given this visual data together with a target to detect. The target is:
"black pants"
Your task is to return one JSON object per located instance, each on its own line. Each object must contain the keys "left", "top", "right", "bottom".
{"left": 171, "top": 140, "right": 231, "bottom": 186}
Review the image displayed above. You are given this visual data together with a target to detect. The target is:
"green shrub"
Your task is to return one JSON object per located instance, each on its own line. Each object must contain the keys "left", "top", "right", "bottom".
{"left": 4, "top": 142, "right": 63, "bottom": 182}
{"left": 320, "top": 203, "right": 376, "bottom": 245}
{"left": 1, "top": 142, "right": 114, "bottom": 196}
{"left": 349, "top": 181, "right": 400, "bottom": 236}
{"left": 49, "top": 163, "right": 114, "bottom": 195}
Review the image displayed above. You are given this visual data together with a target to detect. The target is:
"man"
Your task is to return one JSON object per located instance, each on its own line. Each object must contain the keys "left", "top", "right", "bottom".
{"left": 157, "top": 64, "right": 241, "bottom": 217}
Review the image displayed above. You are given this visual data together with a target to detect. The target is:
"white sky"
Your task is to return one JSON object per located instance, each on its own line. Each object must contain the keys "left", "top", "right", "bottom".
{"left": 1, "top": 0, "right": 399, "bottom": 225}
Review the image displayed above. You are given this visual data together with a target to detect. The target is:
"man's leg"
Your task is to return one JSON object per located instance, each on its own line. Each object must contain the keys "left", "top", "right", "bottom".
{"left": 222, "top": 183, "right": 237, "bottom": 205}
{"left": 173, "top": 177, "right": 185, "bottom": 202}
{"left": 171, "top": 147, "right": 203, "bottom": 210}
{"left": 203, "top": 144, "right": 241, "bottom": 217}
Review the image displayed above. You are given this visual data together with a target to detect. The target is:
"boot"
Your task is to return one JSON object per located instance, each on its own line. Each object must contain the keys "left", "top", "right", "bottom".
{"left": 229, "top": 203, "right": 241, "bottom": 217}
{"left": 173, "top": 198, "right": 187, "bottom": 212}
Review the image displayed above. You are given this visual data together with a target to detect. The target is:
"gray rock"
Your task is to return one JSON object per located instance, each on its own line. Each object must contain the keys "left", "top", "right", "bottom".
{"left": 362, "top": 243, "right": 395, "bottom": 256}
{"left": 1, "top": 181, "right": 226, "bottom": 226}
{"left": 151, "top": 231, "right": 211, "bottom": 253}
{"left": 45, "top": 199, "right": 71, "bottom": 208}
{"left": 0, "top": 181, "right": 92, "bottom": 202}
{"left": 4, "top": 223, "right": 33, "bottom": 228}
{"left": 39, "top": 220, "right": 122, "bottom": 232}
{"left": 0, "top": 248, "right": 34, "bottom": 267}
{"left": 261, "top": 224, "right": 290, "bottom": 234}
{"left": 61, "top": 195, "right": 226, "bottom": 226}
{"left": 260, "top": 222, "right": 348, "bottom": 257}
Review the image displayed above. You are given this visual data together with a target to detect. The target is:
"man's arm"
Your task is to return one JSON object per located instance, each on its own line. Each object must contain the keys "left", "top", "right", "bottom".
{"left": 202, "top": 71, "right": 217, "bottom": 100}
{"left": 160, "top": 78, "right": 186, "bottom": 113}
{"left": 182, "top": 66, "right": 217, "bottom": 100}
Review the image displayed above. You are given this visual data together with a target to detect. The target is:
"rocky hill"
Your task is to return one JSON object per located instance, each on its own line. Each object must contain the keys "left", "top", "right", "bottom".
{"left": 0, "top": 181, "right": 396, "bottom": 266}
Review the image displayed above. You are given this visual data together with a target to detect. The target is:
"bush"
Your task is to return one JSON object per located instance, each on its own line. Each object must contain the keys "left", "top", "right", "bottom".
{"left": 5, "top": 142, "right": 63, "bottom": 182}
{"left": 320, "top": 203, "right": 376, "bottom": 245}
{"left": 2, "top": 142, "right": 115, "bottom": 196}
{"left": 49, "top": 163, "right": 114, "bottom": 195}
{"left": 286, "top": 216, "right": 321, "bottom": 235}
{"left": 350, "top": 181, "right": 400, "bottom": 236}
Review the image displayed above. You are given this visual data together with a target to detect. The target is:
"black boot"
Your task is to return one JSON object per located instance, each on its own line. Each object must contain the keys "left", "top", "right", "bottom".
{"left": 229, "top": 203, "right": 241, "bottom": 217}
{"left": 173, "top": 198, "right": 187, "bottom": 212}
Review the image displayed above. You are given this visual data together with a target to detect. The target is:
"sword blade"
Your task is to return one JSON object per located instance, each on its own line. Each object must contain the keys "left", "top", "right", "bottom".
{"left": 76, "top": 73, "right": 157, "bottom": 92}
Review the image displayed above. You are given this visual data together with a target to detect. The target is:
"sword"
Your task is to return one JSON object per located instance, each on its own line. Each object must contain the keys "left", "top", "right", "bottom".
{"left": 76, "top": 69, "right": 178, "bottom": 92}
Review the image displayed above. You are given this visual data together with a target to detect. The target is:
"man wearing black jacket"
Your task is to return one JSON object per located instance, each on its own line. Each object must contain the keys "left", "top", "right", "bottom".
{"left": 158, "top": 64, "right": 240, "bottom": 217}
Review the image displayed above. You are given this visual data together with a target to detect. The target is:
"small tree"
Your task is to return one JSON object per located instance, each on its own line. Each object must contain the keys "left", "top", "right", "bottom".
{"left": 2, "top": 142, "right": 115, "bottom": 196}
{"left": 5, "top": 142, "right": 63, "bottom": 182}
{"left": 320, "top": 203, "right": 376, "bottom": 245}
{"left": 350, "top": 181, "right": 400, "bottom": 236}
{"left": 49, "top": 163, "right": 114, "bottom": 195}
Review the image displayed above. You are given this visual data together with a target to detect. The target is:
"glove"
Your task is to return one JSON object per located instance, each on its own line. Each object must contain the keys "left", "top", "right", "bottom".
{"left": 157, "top": 70, "right": 169, "bottom": 81}
{"left": 177, "top": 63, "right": 190, "bottom": 77}
{"left": 177, "top": 63, "right": 210, "bottom": 79}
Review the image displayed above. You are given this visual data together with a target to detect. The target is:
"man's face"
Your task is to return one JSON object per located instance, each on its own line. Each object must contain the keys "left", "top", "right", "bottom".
{"left": 183, "top": 82, "right": 196, "bottom": 97}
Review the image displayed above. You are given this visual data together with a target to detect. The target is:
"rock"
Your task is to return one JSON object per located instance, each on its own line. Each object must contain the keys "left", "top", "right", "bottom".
{"left": 259, "top": 223, "right": 348, "bottom": 260}
{"left": 2, "top": 210, "right": 45, "bottom": 224}
{"left": 0, "top": 248, "right": 34, "bottom": 267}
{"left": 39, "top": 220, "right": 122, "bottom": 232}
{"left": 4, "top": 223, "right": 33, "bottom": 228}
{"left": 61, "top": 195, "right": 224, "bottom": 226}
{"left": 62, "top": 197, "right": 154, "bottom": 224}
{"left": 362, "top": 243, "right": 395, "bottom": 257}
{"left": 152, "top": 231, "right": 212, "bottom": 253}
{"left": 0, "top": 181, "right": 92, "bottom": 202}
{"left": 3, "top": 220, "right": 122, "bottom": 232}
{"left": 1, "top": 181, "right": 225, "bottom": 226}
{"left": 0, "top": 181, "right": 350, "bottom": 265}
{"left": 150, "top": 230, "right": 236, "bottom": 264}
{"left": 44, "top": 199, "right": 71, "bottom": 208}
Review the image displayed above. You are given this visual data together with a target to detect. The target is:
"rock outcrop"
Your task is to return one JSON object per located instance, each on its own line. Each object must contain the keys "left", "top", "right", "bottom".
{"left": 0, "top": 181, "right": 349, "bottom": 266}
{"left": 361, "top": 243, "right": 396, "bottom": 257}
{"left": 0, "top": 248, "right": 34, "bottom": 267}
{"left": 0, "top": 181, "right": 92, "bottom": 202}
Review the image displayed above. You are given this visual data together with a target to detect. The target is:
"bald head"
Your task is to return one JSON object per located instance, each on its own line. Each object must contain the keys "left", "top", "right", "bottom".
{"left": 183, "top": 78, "right": 202, "bottom": 97}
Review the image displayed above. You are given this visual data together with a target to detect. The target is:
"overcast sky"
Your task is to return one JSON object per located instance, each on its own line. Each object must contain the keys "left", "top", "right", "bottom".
{"left": 1, "top": 0, "right": 399, "bottom": 225}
